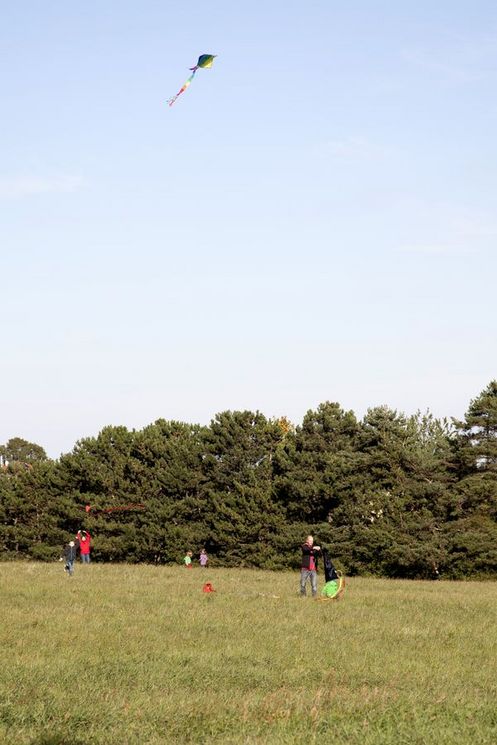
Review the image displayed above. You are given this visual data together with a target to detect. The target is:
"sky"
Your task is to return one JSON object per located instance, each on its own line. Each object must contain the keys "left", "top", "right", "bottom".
{"left": 1, "top": 1, "right": 496, "bottom": 458}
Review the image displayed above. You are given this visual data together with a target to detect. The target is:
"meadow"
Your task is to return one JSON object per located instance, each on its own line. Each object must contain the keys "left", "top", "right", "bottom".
{"left": 1, "top": 563, "right": 496, "bottom": 745}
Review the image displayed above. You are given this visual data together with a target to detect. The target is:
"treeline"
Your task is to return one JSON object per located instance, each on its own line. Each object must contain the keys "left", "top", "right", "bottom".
{"left": 1, "top": 382, "right": 497, "bottom": 578}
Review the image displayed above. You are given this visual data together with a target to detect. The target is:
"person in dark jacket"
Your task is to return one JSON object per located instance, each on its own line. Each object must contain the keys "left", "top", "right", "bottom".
{"left": 300, "top": 535, "right": 321, "bottom": 597}
{"left": 62, "top": 540, "right": 77, "bottom": 576}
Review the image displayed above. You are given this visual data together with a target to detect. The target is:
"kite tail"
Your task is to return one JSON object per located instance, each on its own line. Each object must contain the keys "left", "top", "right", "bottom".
{"left": 167, "top": 66, "right": 198, "bottom": 107}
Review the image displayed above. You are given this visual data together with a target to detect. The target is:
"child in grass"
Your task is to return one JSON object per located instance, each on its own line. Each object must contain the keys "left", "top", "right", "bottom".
{"left": 183, "top": 551, "right": 193, "bottom": 568}
{"left": 62, "top": 540, "right": 77, "bottom": 576}
{"left": 199, "top": 548, "right": 208, "bottom": 568}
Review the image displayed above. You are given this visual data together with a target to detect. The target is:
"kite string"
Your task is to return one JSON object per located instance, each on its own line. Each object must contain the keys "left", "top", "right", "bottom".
{"left": 168, "top": 66, "right": 198, "bottom": 107}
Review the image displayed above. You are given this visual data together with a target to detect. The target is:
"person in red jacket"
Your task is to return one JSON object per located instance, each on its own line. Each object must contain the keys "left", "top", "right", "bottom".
{"left": 76, "top": 529, "right": 91, "bottom": 564}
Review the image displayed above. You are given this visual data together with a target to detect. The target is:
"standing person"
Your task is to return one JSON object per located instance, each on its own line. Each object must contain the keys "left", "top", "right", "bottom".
{"left": 183, "top": 550, "right": 193, "bottom": 568}
{"left": 76, "top": 529, "right": 91, "bottom": 564}
{"left": 62, "top": 540, "right": 77, "bottom": 576}
{"left": 199, "top": 548, "right": 208, "bottom": 568}
{"left": 300, "top": 535, "right": 321, "bottom": 597}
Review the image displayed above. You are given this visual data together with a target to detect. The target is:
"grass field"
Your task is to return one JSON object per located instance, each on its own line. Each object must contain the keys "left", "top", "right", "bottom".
{"left": 1, "top": 563, "right": 496, "bottom": 745}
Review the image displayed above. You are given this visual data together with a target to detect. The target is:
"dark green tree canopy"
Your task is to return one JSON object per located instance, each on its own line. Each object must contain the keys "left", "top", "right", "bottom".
{"left": 453, "top": 380, "right": 497, "bottom": 473}
{"left": 451, "top": 380, "right": 497, "bottom": 519}
{"left": 0, "top": 437, "right": 47, "bottom": 467}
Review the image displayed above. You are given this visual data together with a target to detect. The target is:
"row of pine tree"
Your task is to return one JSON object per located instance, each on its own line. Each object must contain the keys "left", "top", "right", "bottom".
{"left": 1, "top": 382, "right": 496, "bottom": 578}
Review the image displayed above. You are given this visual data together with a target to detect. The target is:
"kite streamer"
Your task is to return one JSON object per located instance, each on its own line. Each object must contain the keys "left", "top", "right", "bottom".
{"left": 168, "top": 54, "right": 216, "bottom": 107}
{"left": 83, "top": 503, "right": 145, "bottom": 515}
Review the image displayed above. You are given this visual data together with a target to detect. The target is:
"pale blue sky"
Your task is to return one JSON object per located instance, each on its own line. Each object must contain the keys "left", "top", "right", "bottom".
{"left": 2, "top": 1, "right": 496, "bottom": 457}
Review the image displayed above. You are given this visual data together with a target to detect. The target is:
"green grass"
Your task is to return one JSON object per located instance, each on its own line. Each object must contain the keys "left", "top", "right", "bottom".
{"left": 1, "top": 563, "right": 496, "bottom": 744}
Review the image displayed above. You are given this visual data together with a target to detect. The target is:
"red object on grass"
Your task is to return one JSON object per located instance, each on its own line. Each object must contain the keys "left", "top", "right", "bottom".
{"left": 202, "top": 582, "right": 215, "bottom": 593}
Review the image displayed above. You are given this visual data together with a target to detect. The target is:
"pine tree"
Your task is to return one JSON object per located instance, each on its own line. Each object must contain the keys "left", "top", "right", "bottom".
{"left": 333, "top": 407, "right": 453, "bottom": 577}
{"left": 452, "top": 380, "right": 497, "bottom": 516}
{"left": 444, "top": 381, "right": 497, "bottom": 576}
{"left": 200, "top": 411, "right": 287, "bottom": 567}
{"left": 273, "top": 402, "right": 360, "bottom": 522}
{"left": 0, "top": 437, "right": 47, "bottom": 467}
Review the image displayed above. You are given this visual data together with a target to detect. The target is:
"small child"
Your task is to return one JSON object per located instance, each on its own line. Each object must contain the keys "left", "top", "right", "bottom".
{"left": 61, "top": 540, "right": 77, "bottom": 576}
{"left": 183, "top": 550, "right": 193, "bottom": 568}
{"left": 199, "top": 548, "right": 208, "bottom": 568}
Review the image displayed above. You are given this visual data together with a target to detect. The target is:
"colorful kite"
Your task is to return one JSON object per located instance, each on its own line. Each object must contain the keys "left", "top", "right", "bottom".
{"left": 319, "top": 547, "right": 346, "bottom": 600}
{"left": 167, "top": 54, "right": 217, "bottom": 107}
{"left": 320, "top": 575, "right": 346, "bottom": 600}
